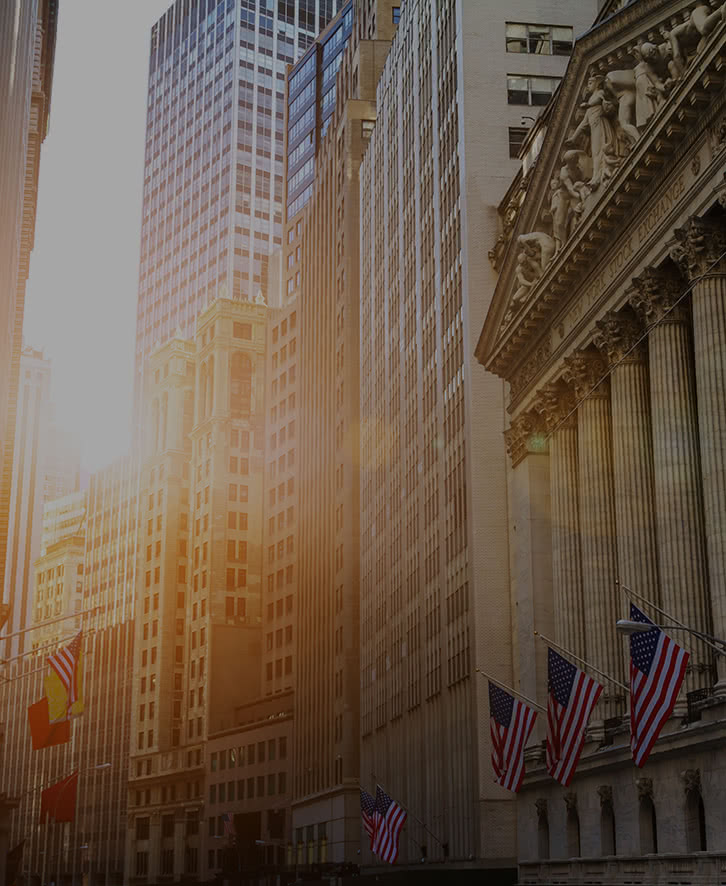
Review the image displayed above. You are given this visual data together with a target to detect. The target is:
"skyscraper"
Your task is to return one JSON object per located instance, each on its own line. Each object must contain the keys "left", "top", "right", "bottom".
{"left": 0, "top": 0, "right": 58, "bottom": 609}
{"left": 277, "top": 0, "right": 397, "bottom": 865}
{"left": 359, "top": 0, "right": 598, "bottom": 875}
{"left": 133, "top": 0, "right": 344, "bottom": 405}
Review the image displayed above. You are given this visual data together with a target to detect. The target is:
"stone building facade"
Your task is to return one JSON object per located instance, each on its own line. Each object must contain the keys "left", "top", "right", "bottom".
{"left": 358, "top": 0, "right": 597, "bottom": 877}
{"left": 477, "top": 0, "right": 726, "bottom": 881}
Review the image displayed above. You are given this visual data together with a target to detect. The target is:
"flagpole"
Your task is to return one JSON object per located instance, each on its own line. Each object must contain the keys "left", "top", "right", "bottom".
{"left": 616, "top": 579, "right": 725, "bottom": 657}
{"left": 534, "top": 632, "right": 629, "bottom": 693}
{"left": 369, "top": 777, "right": 446, "bottom": 852}
{"left": 475, "top": 668, "right": 546, "bottom": 713}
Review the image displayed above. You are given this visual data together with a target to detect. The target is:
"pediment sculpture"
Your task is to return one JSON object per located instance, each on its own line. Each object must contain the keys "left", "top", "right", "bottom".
{"left": 497, "top": 0, "right": 726, "bottom": 331}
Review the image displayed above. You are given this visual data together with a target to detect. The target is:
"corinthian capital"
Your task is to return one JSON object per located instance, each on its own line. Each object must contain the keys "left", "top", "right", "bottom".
{"left": 562, "top": 348, "right": 609, "bottom": 399}
{"left": 670, "top": 216, "right": 726, "bottom": 281}
{"left": 629, "top": 266, "right": 686, "bottom": 325}
{"left": 535, "top": 382, "right": 577, "bottom": 431}
{"left": 504, "top": 410, "right": 548, "bottom": 466}
{"left": 593, "top": 308, "right": 646, "bottom": 367}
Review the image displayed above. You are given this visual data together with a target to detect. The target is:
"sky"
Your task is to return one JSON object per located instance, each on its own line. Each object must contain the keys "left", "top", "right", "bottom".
{"left": 23, "top": 0, "right": 173, "bottom": 473}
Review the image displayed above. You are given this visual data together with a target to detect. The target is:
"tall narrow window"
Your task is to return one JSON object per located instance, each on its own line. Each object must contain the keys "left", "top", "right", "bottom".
{"left": 230, "top": 351, "right": 252, "bottom": 417}
{"left": 684, "top": 770, "right": 707, "bottom": 852}
{"left": 535, "top": 799, "right": 549, "bottom": 860}
{"left": 565, "top": 793, "right": 580, "bottom": 858}
{"left": 598, "top": 786, "right": 616, "bottom": 856}
{"left": 637, "top": 779, "right": 658, "bottom": 854}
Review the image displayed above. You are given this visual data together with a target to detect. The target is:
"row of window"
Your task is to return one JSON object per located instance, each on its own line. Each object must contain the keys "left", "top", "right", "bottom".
{"left": 212, "top": 737, "right": 287, "bottom": 772}
{"left": 209, "top": 771, "right": 286, "bottom": 805}
{"left": 505, "top": 22, "right": 573, "bottom": 55}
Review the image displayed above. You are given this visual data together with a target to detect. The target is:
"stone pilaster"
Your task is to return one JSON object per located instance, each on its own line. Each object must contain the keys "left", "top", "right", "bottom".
{"left": 671, "top": 217, "right": 726, "bottom": 688}
{"left": 537, "top": 383, "right": 585, "bottom": 660}
{"left": 505, "top": 410, "right": 553, "bottom": 726}
{"left": 631, "top": 266, "right": 712, "bottom": 694}
{"left": 563, "top": 350, "right": 624, "bottom": 718}
{"left": 593, "top": 308, "right": 660, "bottom": 612}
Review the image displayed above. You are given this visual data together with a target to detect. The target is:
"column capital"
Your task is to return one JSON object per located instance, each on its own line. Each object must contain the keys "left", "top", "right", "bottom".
{"left": 504, "top": 409, "right": 548, "bottom": 466}
{"left": 629, "top": 266, "right": 687, "bottom": 326}
{"left": 562, "top": 348, "right": 609, "bottom": 399}
{"left": 670, "top": 216, "right": 726, "bottom": 281}
{"left": 593, "top": 308, "right": 646, "bottom": 367}
{"left": 597, "top": 785, "right": 613, "bottom": 808}
{"left": 535, "top": 382, "right": 577, "bottom": 431}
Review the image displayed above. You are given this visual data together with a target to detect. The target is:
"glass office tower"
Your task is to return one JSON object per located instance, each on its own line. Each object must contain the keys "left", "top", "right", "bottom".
{"left": 134, "top": 0, "right": 342, "bottom": 399}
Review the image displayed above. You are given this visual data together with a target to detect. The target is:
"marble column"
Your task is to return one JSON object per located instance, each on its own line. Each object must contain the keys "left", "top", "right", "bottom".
{"left": 593, "top": 308, "right": 660, "bottom": 609}
{"left": 671, "top": 217, "right": 726, "bottom": 688}
{"left": 537, "top": 383, "right": 585, "bottom": 660}
{"left": 563, "top": 350, "right": 624, "bottom": 719}
{"left": 630, "top": 266, "right": 712, "bottom": 694}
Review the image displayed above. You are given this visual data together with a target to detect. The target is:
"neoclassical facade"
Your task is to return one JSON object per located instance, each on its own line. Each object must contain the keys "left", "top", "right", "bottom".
{"left": 477, "top": 0, "right": 726, "bottom": 881}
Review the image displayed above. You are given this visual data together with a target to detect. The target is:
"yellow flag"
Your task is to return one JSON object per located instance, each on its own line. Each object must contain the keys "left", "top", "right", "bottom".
{"left": 44, "top": 650, "right": 84, "bottom": 722}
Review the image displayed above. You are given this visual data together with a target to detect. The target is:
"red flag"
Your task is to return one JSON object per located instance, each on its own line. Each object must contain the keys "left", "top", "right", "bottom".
{"left": 28, "top": 697, "right": 71, "bottom": 750}
{"left": 40, "top": 771, "right": 78, "bottom": 823}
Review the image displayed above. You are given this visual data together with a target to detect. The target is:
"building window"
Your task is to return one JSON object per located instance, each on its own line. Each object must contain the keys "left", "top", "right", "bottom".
{"left": 508, "top": 126, "right": 529, "bottom": 159}
{"left": 505, "top": 23, "right": 573, "bottom": 55}
{"left": 507, "top": 75, "right": 561, "bottom": 106}
{"left": 566, "top": 797, "right": 581, "bottom": 858}
{"left": 392, "top": 7, "right": 401, "bottom": 24}
{"left": 639, "top": 791, "right": 658, "bottom": 855}
{"left": 136, "top": 817, "right": 150, "bottom": 840}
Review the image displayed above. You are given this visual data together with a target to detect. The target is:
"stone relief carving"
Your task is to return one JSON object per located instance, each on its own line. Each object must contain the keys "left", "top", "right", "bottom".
{"left": 636, "top": 776, "right": 653, "bottom": 800}
{"left": 564, "top": 792, "right": 578, "bottom": 812}
{"left": 509, "top": 340, "right": 552, "bottom": 401}
{"left": 680, "top": 767, "right": 702, "bottom": 794}
{"left": 562, "top": 348, "right": 610, "bottom": 399}
{"left": 496, "top": 5, "right": 726, "bottom": 332}
{"left": 535, "top": 798, "right": 548, "bottom": 820}
{"left": 630, "top": 265, "right": 685, "bottom": 325}
{"left": 593, "top": 307, "right": 645, "bottom": 366}
{"left": 536, "top": 381, "right": 578, "bottom": 432}
{"left": 597, "top": 785, "right": 613, "bottom": 808}
{"left": 670, "top": 215, "right": 726, "bottom": 279}
{"left": 504, "top": 409, "right": 548, "bottom": 465}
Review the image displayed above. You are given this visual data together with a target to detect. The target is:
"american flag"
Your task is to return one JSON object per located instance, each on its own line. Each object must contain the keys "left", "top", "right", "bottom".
{"left": 372, "top": 785, "right": 407, "bottom": 864}
{"left": 488, "top": 682, "right": 538, "bottom": 793}
{"left": 360, "top": 788, "right": 376, "bottom": 850}
{"left": 47, "top": 631, "right": 82, "bottom": 711}
{"left": 221, "top": 812, "right": 236, "bottom": 836}
{"left": 546, "top": 648, "right": 603, "bottom": 786}
{"left": 629, "top": 603, "right": 689, "bottom": 767}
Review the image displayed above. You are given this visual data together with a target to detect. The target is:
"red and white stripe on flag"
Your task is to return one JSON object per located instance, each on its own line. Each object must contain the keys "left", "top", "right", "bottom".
{"left": 48, "top": 631, "right": 82, "bottom": 706}
{"left": 372, "top": 786, "right": 407, "bottom": 864}
{"left": 546, "top": 647, "right": 603, "bottom": 786}
{"left": 489, "top": 682, "right": 538, "bottom": 793}
{"left": 629, "top": 603, "right": 689, "bottom": 767}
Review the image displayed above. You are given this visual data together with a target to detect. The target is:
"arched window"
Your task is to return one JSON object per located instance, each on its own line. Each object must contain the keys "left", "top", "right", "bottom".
{"left": 535, "top": 799, "right": 549, "bottom": 860}
{"left": 565, "top": 793, "right": 580, "bottom": 858}
{"left": 230, "top": 351, "right": 252, "bottom": 417}
{"left": 684, "top": 770, "right": 707, "bottom": 852}
{"left": 638, "top": 785, "right": 658, "bottom": 855}
{"left": 598, "top": 786, "right": 616, "bottom": 856}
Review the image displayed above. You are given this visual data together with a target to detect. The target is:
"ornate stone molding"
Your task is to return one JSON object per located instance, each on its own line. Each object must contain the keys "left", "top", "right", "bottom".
{"left": 597, "top": 785, "right": 613, "bottom": 808}
{"left": 535, "top": 382, "right": 578, "bottom": 432}
{"left": 509, "top": 340, "right": 552, "bottom": 402}
{"left": 593, "top": 307, "right": 646, "bottom": 366}
{"left": 562, "top": 349, "right": 610, "bottom": 399}
{"left": 629, "top": 266, "right": 687, "bottom": 325}
{"left": 670, "top": 215, "right": 726, "bottom": 280}
{"left": 636, "top": 776, "right": 653, "bottom": 800}
{"left": 505, "top": 410, "right": 549, "bottom": 466}
{"left": 680, "top": 767, "right": 702, "bottom": 794}
{"left": 564, "top": 792, "right": 578, "bottom": 813}
{"left": 535, "top": 798, "right": 548, "bottom": 821}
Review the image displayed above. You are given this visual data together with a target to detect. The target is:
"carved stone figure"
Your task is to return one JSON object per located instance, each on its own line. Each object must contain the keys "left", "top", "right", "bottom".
{"left": 547, "top": 151, "right": 590, "bottom": 253}
{"left": 633, "top": 43, "right": 669, "bottom": 127}
{"left": 605, "top": 69, "right": 640, "bottom": 145}
{"left": 517, "top": 231, "right": 556, "bottom": 274}
{"left": 662, "top": 3, "right": 726, "bottom": 75}
{"left": 566, "top": 74, "right": 625, "bottom": 188}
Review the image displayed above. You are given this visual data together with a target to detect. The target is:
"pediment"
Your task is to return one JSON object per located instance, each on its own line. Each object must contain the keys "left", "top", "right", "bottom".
{"left": 478, "top": 0, "right": 726, "bottom": 377}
